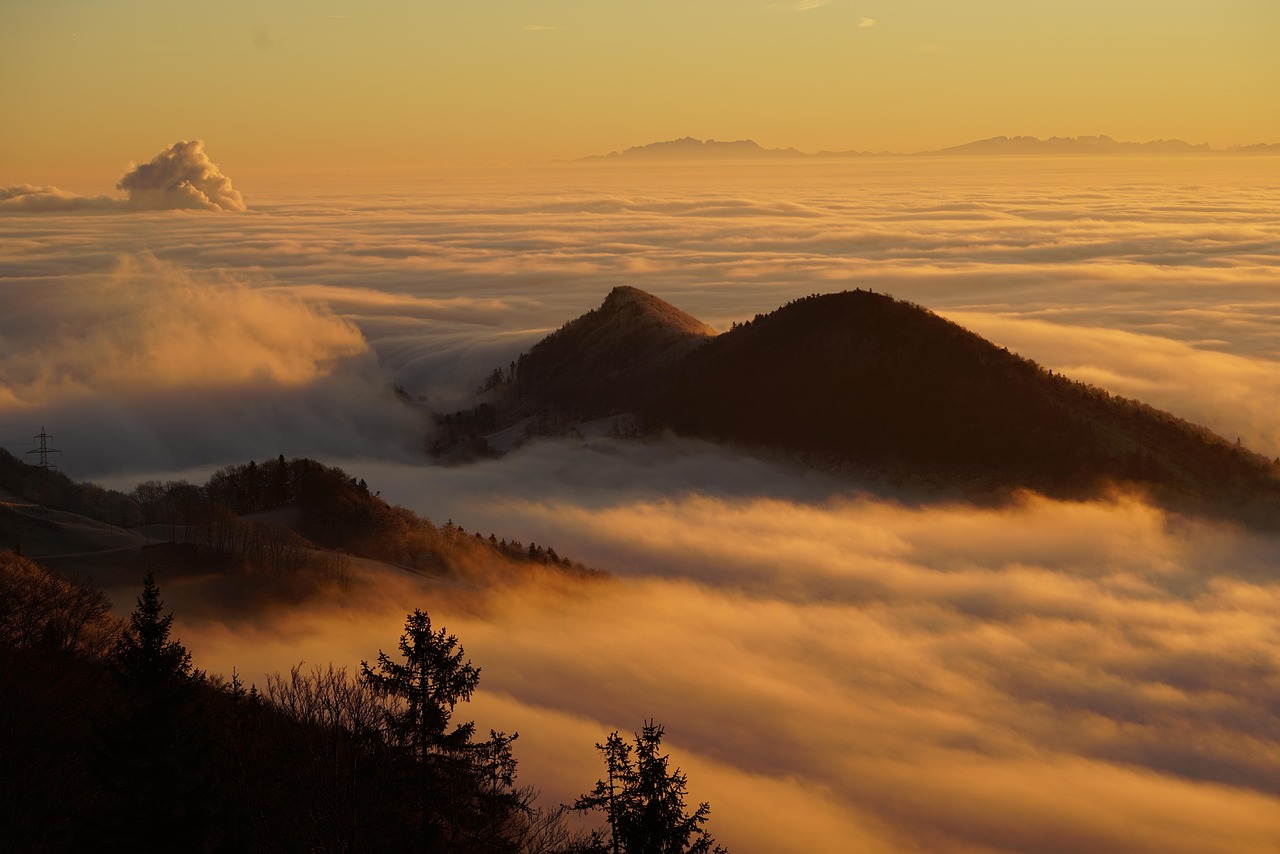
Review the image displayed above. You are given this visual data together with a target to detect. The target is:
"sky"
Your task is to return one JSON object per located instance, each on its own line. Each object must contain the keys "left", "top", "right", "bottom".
{"left": 3, "top": 0, "right": 1279, "bottom": 183}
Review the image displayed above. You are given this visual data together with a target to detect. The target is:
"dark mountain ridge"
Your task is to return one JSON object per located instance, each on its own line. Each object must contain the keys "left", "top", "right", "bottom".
{"left": 444, "top": 288, "right": 1280, "bottom": 526}
{"left": 652, "top": 291, "right": 1280, "bottom": 516}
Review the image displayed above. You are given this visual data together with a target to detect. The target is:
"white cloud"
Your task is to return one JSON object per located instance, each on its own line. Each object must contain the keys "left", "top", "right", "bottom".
{"left": 0, "top": 253, "right": 421, "bottom": 474}
{"left": 0, "top": 184, "right": 119, "bottom": 212}
{"left": 0, "top": 139, "right": 245, "bottom": 213}
{"left": 116, "top": 139, "right": 245, "bottom": 211}
{"left": 859, "top": 17, "right": 875, "bottom": 27}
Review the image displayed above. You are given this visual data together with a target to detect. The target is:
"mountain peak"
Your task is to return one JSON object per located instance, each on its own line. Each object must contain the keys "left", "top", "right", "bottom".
{"left": 510, "top": 287, "right": 715, "bottom": 417}
{"left": 585, "top": 138, "right": 805, "bottom": 161}
{"left": 649, "top": 289, "right": 1280, "bottom": 520}
{"left": 598, "top": 285, "right": 718, "bottom": 337}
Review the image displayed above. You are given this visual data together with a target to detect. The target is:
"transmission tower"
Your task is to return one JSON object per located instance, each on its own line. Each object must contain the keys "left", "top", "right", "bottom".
{"left": 25, "top": 426, "right": 61, "bottom": 471}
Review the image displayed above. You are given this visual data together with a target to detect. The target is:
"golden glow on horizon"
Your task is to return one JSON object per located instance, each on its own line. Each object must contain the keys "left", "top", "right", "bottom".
{"left": 2, "top": 0, "right": 1277, "bottom": 183}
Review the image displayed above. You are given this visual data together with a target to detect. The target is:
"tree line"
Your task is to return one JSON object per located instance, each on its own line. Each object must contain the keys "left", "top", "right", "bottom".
{"left": 0, "top": 552, "right": 726, "bottom": 853}
{"left": 128, "top": 456, "right": 593, "bottom": 582}
{"left": 2, "top": 450, "right": 592, "bottom": 582}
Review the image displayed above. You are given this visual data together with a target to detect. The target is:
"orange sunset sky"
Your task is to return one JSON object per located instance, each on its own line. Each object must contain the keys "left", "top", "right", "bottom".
{"left": 3, "top": 0, "right": 1278, "bottom": 183}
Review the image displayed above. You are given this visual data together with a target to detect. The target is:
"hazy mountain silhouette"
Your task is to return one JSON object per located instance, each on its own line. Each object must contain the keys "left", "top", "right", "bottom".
{"left": 923, "top": 135, "right": 1212, "bottom": 155}
{"left": 583, "top": 137, "right": 809, "bottom": 161}
{"left": 450, "top": 288, "right": 1280, "bottom": 525}
{"left": 1230, "top": 142, "right": 1280, "bottom": 154}
{"left": 576, "top": 134, "right": 1279, "bottom": 161}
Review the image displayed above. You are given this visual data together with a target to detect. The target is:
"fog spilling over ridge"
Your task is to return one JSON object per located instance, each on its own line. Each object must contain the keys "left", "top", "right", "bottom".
{"left": 0, "top": 253, "right": 420, "bottom": 474}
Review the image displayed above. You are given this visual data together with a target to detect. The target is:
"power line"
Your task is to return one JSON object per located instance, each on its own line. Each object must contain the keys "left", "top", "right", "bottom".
{"left": 25, "top": 426, "right": 61, "bottom": 471}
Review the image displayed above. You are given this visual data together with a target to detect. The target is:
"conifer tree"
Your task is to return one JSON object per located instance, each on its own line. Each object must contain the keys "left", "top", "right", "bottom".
{"left": 361, "top": 608, "right": 523, "bottom": 851}
{"left": 97, "top": 574, "right": 214, "bottom": 853}
{"left": 575, "top": 722, "right": 726, "bottom": 854}
{"left": 113, "top": 572, "right": 192, "bottom": 690}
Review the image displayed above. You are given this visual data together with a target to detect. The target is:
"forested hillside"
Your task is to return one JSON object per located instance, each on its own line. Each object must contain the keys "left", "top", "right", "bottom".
{"left": 651, "top": 290, "right": 1280, "bottom": 519}
{"left": 443, "top": 287, "right": 1280, "bottom": 527}
{"left": 0, "top": 553, "right": 725, "bottom": 852}
{"left": 0, "top": 449, "right": 724, "bottom": 852}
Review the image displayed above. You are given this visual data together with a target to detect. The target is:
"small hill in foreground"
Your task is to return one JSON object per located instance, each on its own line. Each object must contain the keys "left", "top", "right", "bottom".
{"left": 0, "top": 451, "right": 599, "bottom": 602}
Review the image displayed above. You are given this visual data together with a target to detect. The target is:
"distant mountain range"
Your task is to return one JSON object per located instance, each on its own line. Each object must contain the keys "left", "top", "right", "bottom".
{"left": 437, "top": 287, "right": 1280, "bottom": 528}
{"left": 580, "top": 135, "right": 1280, "bottom": 160}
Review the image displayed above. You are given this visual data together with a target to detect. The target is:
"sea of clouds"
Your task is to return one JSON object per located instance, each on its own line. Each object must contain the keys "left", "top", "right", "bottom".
{"left": 3, "top": 149, "right": 1280, "bottom": 851}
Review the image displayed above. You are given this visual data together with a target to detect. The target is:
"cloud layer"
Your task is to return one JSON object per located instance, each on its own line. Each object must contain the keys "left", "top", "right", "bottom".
{"left": 5, "top": 158, "right": 1280, "bottom": 473}
{"left": 6, "top": 157, "right": 1279, "bottom": 851}
{"left": 168, "top": 438, "right": 1280, "bottom": 854}
{"left": 0, "top": 253, "right": 421, "bottom": 474}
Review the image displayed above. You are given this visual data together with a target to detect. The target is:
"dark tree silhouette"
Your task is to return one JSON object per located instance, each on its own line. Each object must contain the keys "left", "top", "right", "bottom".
{"left": 361, "top": 608, "right": 524, "bottom": 852}
{"left": 95, "top": 574, "right": 216, "bottom": 853}
{"left": 575, "top": 722, "right": 727, "bottom": 854}
{"left": 1, "top": 561, "right": 595, "bottom": 853}
{"left": 113, "top": 572, "right": 193, "bottom": 690}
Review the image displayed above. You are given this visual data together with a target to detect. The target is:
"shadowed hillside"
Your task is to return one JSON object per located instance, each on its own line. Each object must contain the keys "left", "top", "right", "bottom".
{"left": 431, "top": 286, "right": 715, "bottom": 456}
{"left": 452, "top": 287, "right": 1280, "bottom": 526}
{"left": 0, "top": 452, "right": 598, "bottom": 603}
{"left": 649, "top": 290, "right": 1280, "bottom": 520}
{"left": 513, "top": 285, "right": 715, "bottom": 417}
{"left": 0, "top": 553, "right": 637, "bottom": 853}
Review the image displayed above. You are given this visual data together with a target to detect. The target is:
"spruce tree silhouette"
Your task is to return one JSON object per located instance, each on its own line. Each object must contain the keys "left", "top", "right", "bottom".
{"left": 94, "top": 574, "right": 215, "bottom": 853}
{"left": 575, "top": 721, "right": 727, "bottom": 854}
{"left": 113, "top": 572, "right": 193, "bottom": 689}
{"left": 361, "top": 608, "right": 523, "bottom": 852}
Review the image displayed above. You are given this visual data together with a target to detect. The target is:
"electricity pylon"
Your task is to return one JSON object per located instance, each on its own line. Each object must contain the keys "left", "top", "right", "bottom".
{"left": 25, "top": 426, "right": 61, "bottom": 471}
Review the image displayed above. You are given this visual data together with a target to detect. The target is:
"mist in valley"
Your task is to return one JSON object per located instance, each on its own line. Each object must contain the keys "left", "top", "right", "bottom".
{"left": 4, "top": 156, "right": 1280, "bottom": 851}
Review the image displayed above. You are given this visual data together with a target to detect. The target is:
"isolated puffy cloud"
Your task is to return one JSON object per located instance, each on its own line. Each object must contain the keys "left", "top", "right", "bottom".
{"left": 116, "top": 139, "right": 246, "bottom": 211}
{"left": 0, "top": 140, "right": 245, "bottom": 213}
